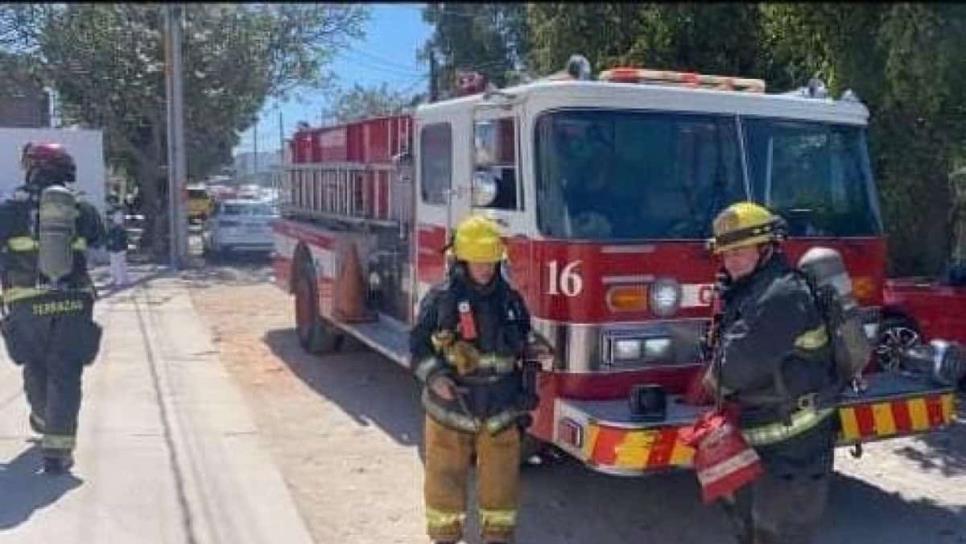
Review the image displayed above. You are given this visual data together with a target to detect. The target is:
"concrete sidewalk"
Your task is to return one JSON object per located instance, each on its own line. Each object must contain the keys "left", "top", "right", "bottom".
{"left": 0, "top": 270, "right": 314, "bottom": 544}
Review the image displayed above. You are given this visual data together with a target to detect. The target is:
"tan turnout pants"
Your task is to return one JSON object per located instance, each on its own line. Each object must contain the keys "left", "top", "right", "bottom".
{"left": 423, "top": 414, "right": 521, "bottom": 542}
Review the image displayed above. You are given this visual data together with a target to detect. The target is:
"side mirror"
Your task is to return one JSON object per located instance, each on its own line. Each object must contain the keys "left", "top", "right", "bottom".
{"left": 474, "top": 120, "right": 499, "bottom": 166}
{"left": 472, "top": 170, "right": 499, "bottom": 207}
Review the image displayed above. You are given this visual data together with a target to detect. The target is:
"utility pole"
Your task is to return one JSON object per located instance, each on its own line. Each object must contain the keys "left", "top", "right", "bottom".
{"left": 253, "top": 118, "right": 259, "bottom": 181}
{"left": 164, "top": 3, "right": 188, "bottom": 269}
{"left": 278, "top": 110, "right": 284, "bottom": 164}
{"left": 278, "top": 110, "right": 285, "bottom": 171}
{"left": 277, "top": 110, "right": 284, "bottom": 194}
{"left": 429, "top": 51, "right": 438, "bottom": 103}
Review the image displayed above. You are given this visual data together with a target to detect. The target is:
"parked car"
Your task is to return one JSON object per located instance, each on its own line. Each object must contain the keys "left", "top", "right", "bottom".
{"left": 202, "top": 199, "right": 278, "bottom": 255}
{"left": 187, "top": 184, "right": 214, "bottom": 223}
{"left": 237, "top": 184, "right": 262, "bottom": 200}
{"left": 877, "top": 263, "right": 966, "bottom": 387}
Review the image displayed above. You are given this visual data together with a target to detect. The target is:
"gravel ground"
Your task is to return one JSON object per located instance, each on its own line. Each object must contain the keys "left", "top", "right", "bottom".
{"left": 187, "top": 256, "right": 966, "bottom": 544}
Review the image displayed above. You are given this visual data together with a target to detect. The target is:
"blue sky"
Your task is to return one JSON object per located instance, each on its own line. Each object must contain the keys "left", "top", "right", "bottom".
{"left": 232, "top": 3, "right": 433, "bottom": 157}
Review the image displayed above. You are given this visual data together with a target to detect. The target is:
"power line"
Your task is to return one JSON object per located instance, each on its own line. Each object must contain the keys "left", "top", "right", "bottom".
{"left": 398, "top": 74, "right": 430, "bottom": 96}
{"left": 424, "top": 5, "right": 495, "bottom": 20}
{"left": 339, "top": 50, "right": 426, "bottom": 78}
{"left": 345, "top": 44, "right": 425, "bottom": 73}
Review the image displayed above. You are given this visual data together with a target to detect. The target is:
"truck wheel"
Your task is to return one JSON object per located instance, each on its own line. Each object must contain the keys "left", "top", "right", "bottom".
{"left": 875, "top": 316, "right": 922, "bottom": 371}
{"left": 294, "top": 262, "right": 341, "bottom": 354}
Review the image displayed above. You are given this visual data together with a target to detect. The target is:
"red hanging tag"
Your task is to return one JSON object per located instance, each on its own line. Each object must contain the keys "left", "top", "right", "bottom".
{"left": 457, "top": 300, "right": 478, "bottom": 340}
{"left": 680, "top": 408, "right": 763, "bottom": 504}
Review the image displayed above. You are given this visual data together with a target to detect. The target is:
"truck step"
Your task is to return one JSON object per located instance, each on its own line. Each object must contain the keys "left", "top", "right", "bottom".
{"left": 338, "top": 314, "right": 412, "bottom": 369}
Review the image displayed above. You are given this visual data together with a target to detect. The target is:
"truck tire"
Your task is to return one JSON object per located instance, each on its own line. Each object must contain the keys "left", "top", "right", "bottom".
{"left": 875, "top": 316, "right": 922, "bottom": 372}
{"left": 294, "top": 260, "right": 341, "bottom": 355}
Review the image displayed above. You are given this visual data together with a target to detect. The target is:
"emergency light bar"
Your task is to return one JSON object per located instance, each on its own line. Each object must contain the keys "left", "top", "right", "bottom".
{"left": 599, "top": 67, "right": 766, "bottom": 93}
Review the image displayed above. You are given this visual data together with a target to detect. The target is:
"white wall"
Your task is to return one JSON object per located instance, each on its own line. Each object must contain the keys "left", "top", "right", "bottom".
{"left": 0, "top": 128, "right": 109, "bottom": 264}
{"left": 0, "top": 128, "right": 106, "bottom": 215}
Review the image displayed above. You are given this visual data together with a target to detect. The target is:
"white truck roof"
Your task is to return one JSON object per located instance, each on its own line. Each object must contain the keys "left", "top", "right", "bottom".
{"left": 417, "top": 78, "right": 869, "bottom": 126}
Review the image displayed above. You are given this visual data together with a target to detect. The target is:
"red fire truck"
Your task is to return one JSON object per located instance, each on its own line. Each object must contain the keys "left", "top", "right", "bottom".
{"left": 272, "top": 64, "right": 957, "bottom": 476}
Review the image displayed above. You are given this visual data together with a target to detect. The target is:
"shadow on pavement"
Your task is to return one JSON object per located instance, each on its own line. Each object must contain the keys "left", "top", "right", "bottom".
{"left": 264, "top": 326, "right": 966, "bottom": 544}
{"left": 93, "top": 269, "right": 172, "bottom": 300}
{"left": 262, "top": 328, "right": 423, "bottom": 450}
{"left": 514, "top": 460, "right": 736, "bottom": 544}
{"left": 820, "top": 472, "right": 966, "bottom": 543}
{"left": 893, "top": 397, "right": 966, "bottom": 478}
{"left": 0, "top": 443, "right": 83, "bottom": 531}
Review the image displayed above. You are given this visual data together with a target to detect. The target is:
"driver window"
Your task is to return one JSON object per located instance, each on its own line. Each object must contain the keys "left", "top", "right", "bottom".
{"left": 473, "top": 117, "right": 519, "bottom": 210}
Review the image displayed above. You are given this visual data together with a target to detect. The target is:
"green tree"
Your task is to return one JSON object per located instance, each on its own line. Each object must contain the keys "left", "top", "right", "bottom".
{"left": 527, "top": 4, "right": 786, "bottom": 87}
{"left": 326, "top": 82, "right": 415, "bottom": 123}
{"left": 421, "top": 3, "right": 529, "bottom": 97}
{"left": 0, "top": 4, "right": 367, "bottom": 257}
{"left": 526, "top": 3, "right": 641, "bottom": 76}
{"left": 526, "top": 3, "right": 966, "bottom": 274}
{"left": 762, "top": 4, "right": 966, "bottom": 275}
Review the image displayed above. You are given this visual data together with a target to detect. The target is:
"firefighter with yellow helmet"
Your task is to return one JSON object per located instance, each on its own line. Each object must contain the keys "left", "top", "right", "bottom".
{"left": 0, "top": 142, "right": 105, "bottom": 474}
{"left": 704, "top": 201, "right": 837, "bottom": 544}
{"left": 410, "top": 214, "right": 538, "bottom": 544}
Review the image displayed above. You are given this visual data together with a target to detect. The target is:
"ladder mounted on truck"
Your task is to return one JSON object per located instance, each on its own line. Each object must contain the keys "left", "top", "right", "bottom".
{"left": 276, "top": 114, "right": 414, "bottom": 230}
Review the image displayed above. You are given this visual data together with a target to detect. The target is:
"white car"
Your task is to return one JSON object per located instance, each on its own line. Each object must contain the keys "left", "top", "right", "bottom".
{"left": 203, "top": 199, "right": 278, "bottom": 255}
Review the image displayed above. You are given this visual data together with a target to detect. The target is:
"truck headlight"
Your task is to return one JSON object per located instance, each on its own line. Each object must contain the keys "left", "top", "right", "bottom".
{"left": 611, "top": 337, "right": 672, "bottom": 363}
{"left": 643, "top": 337, "right": 672, "bottom": 361}
{"left": 613, "top": 339, "right": 643, "bottom": 361}
{"left": 649, "top": 278, "right": 681, "bottom": 318}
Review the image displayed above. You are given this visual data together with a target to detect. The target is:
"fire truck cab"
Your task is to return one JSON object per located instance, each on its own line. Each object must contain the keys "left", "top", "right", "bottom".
{"left": 273, "top": 63, "right": 957, "bottom": 477}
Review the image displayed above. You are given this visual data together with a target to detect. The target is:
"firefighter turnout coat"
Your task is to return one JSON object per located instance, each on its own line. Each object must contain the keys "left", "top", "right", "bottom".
{"left": 715, "top": 252, "right": 838, "bottom": 476}
{"left": 410, "top": 265, "right": 534, "bottom": 542}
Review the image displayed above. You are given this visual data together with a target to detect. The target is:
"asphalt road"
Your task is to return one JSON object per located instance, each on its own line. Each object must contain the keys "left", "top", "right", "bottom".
{"left": 190, "top": 255, "right": 966, "bottom": 544}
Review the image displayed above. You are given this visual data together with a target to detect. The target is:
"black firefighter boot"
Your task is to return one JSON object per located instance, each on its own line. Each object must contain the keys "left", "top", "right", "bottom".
{"left": 42, "top": 451, "right": 75, "bottom": 475}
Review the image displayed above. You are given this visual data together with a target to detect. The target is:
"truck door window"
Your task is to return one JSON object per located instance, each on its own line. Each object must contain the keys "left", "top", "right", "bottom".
{"left": 473, "top": 117, "right": 518, "bottom": 210}
{"left": 420, "top": 123, "right": 452, "bottom": 205}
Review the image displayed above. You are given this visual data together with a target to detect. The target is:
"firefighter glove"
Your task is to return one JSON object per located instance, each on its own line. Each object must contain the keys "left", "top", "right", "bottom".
{"left": 447, "top": 340, "right": 481, "bottom": 376}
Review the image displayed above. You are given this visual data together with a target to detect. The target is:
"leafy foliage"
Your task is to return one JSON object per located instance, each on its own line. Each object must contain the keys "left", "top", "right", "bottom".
{"left": 430, "top": 3, "right": 966, "bottom": 275}
{"left": 0, "top": 3, "right": 367, "bottom": 256}
{"left": 326, "top": 83, "right": 415, "bottom": 123}
{"left": 761, "top": 4, "right": 966, "bottom": 274}
{"left": 527, "top": 4, "right": 787, "bottom": 86}
{"left": 421, "top": 4, "right": 529, "bottom": 96}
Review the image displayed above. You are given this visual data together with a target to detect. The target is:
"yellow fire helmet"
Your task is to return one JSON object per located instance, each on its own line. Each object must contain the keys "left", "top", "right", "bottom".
{"left": 452, "top": 214, "right": 506, "bottom": 263}
{"left": 708, "top": 201, "right": 787, "bottom": 254}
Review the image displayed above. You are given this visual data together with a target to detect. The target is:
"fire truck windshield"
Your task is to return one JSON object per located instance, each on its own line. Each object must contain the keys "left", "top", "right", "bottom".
{"left": 534, "top": 109, "right": 883, "bottom": 240}
{"left": 742, "top": 118, "right": 883, "bottom": 237}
